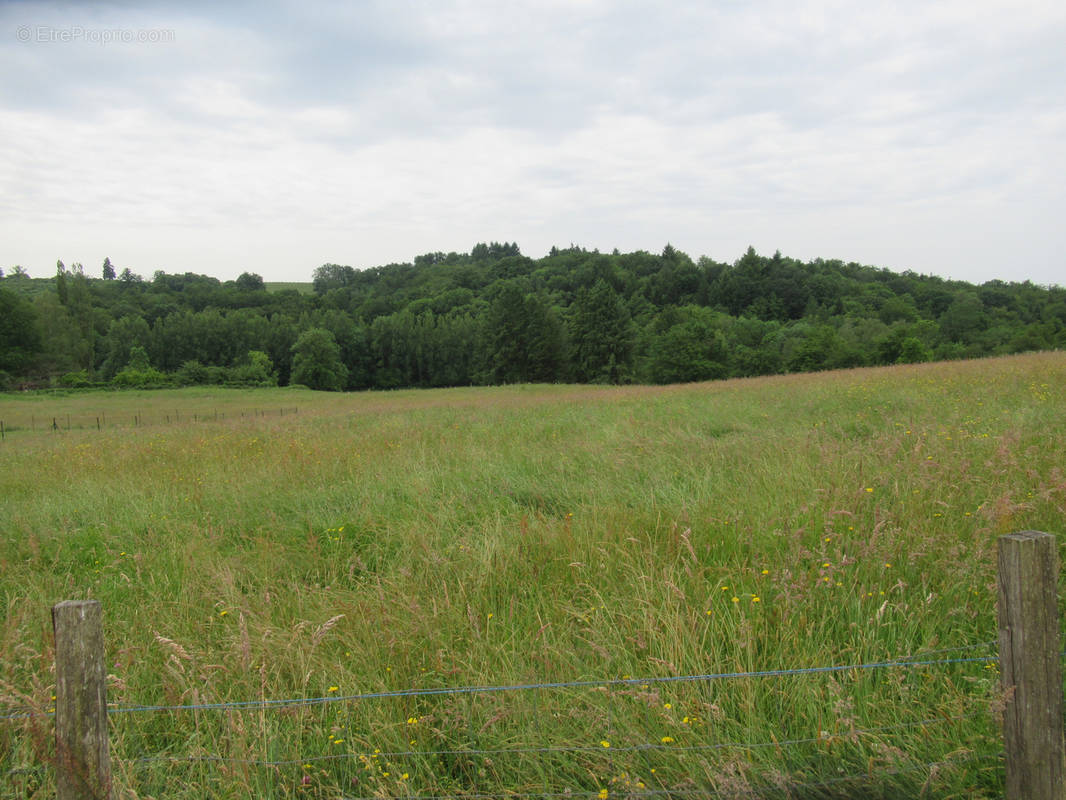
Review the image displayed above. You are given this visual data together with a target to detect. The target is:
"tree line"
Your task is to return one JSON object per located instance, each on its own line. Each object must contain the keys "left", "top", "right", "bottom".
{"left": 1, "top": 244, "right": 1064, "bottom": 392}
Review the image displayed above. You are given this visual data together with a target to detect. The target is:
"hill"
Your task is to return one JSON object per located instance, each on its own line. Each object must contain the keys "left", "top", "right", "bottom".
{"left": 2, "top": 244, "right": 1064, "bottom": 391}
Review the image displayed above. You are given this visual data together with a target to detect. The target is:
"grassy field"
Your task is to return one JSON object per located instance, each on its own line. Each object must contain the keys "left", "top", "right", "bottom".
{"left": 265, "top": 281, "right": 315, "bottom": 294}
{"left": 1, "top": 352, "right": 1064, "bottom": 798}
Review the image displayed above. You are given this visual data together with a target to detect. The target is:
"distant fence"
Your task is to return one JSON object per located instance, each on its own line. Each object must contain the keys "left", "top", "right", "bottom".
{"left": 0, "top": 407, "right": 299, "bottom": 439}
{"left": 7, "top": 532, "right": 1065, "bottom": 799}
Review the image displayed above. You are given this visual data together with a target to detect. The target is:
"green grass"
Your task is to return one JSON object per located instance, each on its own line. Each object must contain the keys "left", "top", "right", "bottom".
{"left": 2, "top": 353, "right": 1064, "bottom": 798}
{"left": 265, "top": 281, "right": 314, "bottom": 294}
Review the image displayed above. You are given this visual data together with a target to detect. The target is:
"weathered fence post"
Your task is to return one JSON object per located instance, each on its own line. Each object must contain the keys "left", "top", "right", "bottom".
{"left": 998, "top": 531, "right": 1065, "bottom": 800}
{"left": 52, "top": 600, "right": 111, "bottom": 800}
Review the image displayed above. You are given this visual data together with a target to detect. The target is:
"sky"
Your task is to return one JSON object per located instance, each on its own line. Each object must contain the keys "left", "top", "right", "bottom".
{"left": 1, "top": 0, "right": 1063, "bottom": 286}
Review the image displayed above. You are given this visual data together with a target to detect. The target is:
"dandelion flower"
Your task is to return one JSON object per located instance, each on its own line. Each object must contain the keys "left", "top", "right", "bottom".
{"left": 660, "top": 736, "right": 674, "bottom": 743}
{"left": 328, "top": 686, "right": 339, "bottom": 693}
{"left": 600, "top": 740, "right": 611, "bottom": 748}
{"left": 598, "top": 790, "right": 609, "bottom": 799}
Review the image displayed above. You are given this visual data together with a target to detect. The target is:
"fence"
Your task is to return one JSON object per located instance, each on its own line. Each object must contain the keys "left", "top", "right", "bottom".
{"left": 0, "top": 406, "right": 299, "bottom": 439}
{"left": 6, "top": 531, "right": 1064, "bottom": 799}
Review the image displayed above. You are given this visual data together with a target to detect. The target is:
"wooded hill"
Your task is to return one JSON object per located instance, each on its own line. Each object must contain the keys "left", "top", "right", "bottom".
{"left": 1, "top": 244, "right": 1063, "bottom": 391}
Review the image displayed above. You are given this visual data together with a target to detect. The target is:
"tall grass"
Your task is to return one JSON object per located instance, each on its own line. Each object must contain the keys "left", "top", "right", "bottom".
{"left": 2, "top": 353, "right": 1064, "bottom": 798}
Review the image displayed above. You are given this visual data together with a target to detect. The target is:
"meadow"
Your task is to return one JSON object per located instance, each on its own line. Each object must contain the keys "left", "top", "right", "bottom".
{"left": 1, "top": 352, "right": 1064, "bottom": 799}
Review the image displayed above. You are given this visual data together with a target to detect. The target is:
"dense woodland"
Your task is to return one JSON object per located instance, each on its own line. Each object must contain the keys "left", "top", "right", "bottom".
{"left": 1, "top": 244, "right": 1064, "bottom": 391}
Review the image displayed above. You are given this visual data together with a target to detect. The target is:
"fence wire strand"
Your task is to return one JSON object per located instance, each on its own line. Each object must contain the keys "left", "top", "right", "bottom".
{"left": 0, "top": 641, "right": 1000, "bottom": 721}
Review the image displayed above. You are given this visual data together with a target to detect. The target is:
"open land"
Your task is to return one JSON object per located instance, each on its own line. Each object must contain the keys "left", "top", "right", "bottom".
{"left": 2, "top": 352, "right": 1064, "bottom": 798}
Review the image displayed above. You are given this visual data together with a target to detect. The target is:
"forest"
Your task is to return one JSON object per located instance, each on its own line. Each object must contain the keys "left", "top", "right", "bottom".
{"left": 1, "top": 244, "right": 1064, "bottom": 391}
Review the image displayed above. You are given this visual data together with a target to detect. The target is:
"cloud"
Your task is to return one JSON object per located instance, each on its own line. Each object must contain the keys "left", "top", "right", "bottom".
{"left": 1, "top": 0, "right": 1063, "bottom": 283}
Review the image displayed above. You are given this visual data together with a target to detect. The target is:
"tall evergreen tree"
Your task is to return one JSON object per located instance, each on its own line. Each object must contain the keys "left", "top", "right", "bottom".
{"left": 569, "top": 279, "right": 635, "bottom": 383}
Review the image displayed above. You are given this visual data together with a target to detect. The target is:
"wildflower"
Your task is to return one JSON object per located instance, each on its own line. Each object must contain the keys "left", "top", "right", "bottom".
{"left": 333, "top": 738, "right": 344, "bottom": 745}
{"left": 721, "top": 586, "right": 729, "bottom": 591}
{"left": 731, "top": 596, "right": 739, "bottom": 603}
{"left": 865, "top": 487, "right": 874, "bottom": 493}
{"left": 401, "top": 773, "right": 409, "bottom": 780}
{"left": 600, "top": 740, "right": 611, "bottom": 748}
{"left": 660, "top": 736, "right": 674, "bottom": 744}
{"left": 761, "top": 569, "right": 769, "bottom": 574}
{"left": 219, "top": 610, "right": 229, "bottom": 617}
{"left": 407, "top": 716, "right": 418, "bottom": 725}
{"left": 328, "top": 686, "right": 339, "bottom": 693}
{"left": 663, "top": 703, "right": 672, "bottom": 709}
{"left": 884, "top": 562, "right": 892, "bottom": 568}
{"left": 598, "top": 790, "right": 609, "bottom": 799}
{"left": 822, "top": 562, "right": 830, "bottom": 567}
{"left": 751, "top": 596, "right": 761, "bottom": 603}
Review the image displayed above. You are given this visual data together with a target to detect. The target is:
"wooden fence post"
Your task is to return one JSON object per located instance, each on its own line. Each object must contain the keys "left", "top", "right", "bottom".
{"left": 998, "top": 531, "right": 1065, "bottom": 800}
{"left": 52, "top": 600, "right": 111, "bottom": 800}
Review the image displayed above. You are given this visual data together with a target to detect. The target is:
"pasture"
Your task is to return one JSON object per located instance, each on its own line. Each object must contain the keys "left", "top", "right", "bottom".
{"left": 1, "top": 352, "right": 1064, "bottom": 798}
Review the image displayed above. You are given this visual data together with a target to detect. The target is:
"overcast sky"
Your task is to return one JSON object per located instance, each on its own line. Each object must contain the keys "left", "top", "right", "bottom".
{"left": 2, "top": 0, "right": 1063, "bottom": 286}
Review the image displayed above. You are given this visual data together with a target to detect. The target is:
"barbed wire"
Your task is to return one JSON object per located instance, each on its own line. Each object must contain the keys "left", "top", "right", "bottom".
{"left": 104, "top": 653, "right": 999, "bottom": 716}
{"left": 0, "top": 641, "right": 1000, "bottom": 721}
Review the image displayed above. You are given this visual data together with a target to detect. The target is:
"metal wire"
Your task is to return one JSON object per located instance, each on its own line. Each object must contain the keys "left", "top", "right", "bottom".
{"left": 0, "top": 644, "right": 999, "bottom": 721}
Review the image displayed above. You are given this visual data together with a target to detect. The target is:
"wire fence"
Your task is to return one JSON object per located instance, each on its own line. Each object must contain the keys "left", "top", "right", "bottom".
{"left": 0, "top": 405, "right": 299, "bottom": 439}
{"left": 3, "top": 640, "right": 1008, "bottom": 798}
{"left": 0, "top": 640, "right": 1001, "bottom": 721}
